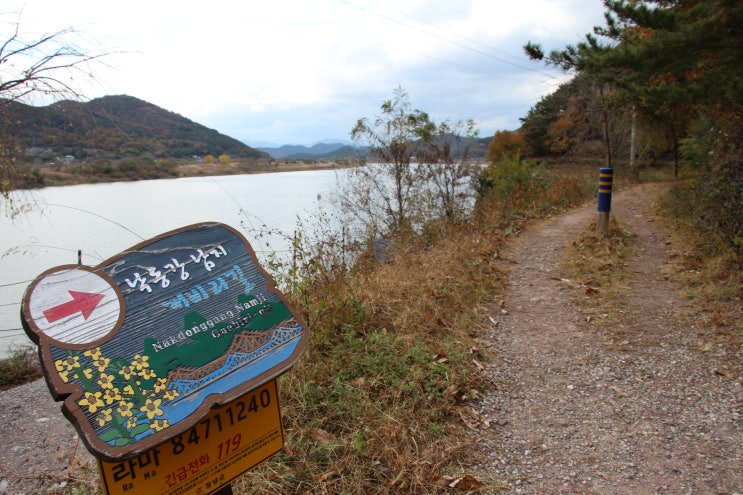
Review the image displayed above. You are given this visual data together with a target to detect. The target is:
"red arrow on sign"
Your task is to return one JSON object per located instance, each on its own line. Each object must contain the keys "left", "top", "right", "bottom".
{"left": 43, "top": 291, "right": 105, "bottom": 323}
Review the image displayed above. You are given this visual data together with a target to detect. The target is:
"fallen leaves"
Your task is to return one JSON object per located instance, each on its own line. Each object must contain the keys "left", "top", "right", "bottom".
{"left": 433, "top": 352, "right": 450, "bottom": 364}
{"left": 310, "top": 428, "right": 335, "bottom": 446}
{"left": 436, "top": 474, "right": 485, "bottom": 490}
{"left": 459, "top": 406, "right": 490, "bottom": 430}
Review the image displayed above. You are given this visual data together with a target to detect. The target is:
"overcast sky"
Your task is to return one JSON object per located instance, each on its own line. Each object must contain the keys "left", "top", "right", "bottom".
{"left": 4, "top": 0, "right": 607, "bottom": 146}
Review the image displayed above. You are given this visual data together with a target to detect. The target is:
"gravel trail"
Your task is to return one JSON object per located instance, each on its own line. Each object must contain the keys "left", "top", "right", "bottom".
{"left": 471, "top": 183, "right": 742, "bottom": 494}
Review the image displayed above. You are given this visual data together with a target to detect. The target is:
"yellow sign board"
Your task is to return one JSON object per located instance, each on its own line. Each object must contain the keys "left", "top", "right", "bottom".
{"left": 98, "top": 380, "right": 283, "bottom": 495}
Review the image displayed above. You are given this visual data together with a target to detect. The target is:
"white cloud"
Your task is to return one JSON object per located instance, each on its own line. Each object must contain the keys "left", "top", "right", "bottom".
{"left": 3, "top": 0, "right": 607, "bottom": 144}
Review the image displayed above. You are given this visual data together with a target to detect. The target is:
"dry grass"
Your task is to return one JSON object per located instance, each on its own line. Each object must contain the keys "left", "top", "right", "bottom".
{"left": 229, "top": 158, "right": 603, "bottom": 494}
{"left": 227, "top": 158, "right": 606, "bottom": 494}
{"left": 559, "top": 219, "right": 637, "bottom": 332}
{"left": 562, "top": 220, "right": 636, "bottom": 295}
{"left": 660, "top": 191, "right": 743, "bottom": 372}
{"left": 235, "top": 221, "right": 509, "bottom": 494}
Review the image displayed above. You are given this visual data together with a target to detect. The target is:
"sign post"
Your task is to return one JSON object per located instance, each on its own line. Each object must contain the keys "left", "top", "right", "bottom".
{"left": 21, "top": 222, "right": 308, "bottom": 493}
{"left": 597, "top": 167, "right": 614, "bottom": 235}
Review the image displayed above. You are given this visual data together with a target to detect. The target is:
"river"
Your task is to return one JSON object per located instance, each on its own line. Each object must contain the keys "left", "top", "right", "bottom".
{"left": 0, "top": 169, "right": 344, "bottom": 357}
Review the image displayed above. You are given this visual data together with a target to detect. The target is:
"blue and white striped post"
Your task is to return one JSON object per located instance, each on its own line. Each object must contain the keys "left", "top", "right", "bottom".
{"left": 597, "top": 168, "right": 613, "bottom": 235}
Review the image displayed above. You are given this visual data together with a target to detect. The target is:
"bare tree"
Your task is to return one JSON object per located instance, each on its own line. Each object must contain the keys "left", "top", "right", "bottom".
{"left": 419, "top": 118, "right": 479, "bottom": 220}
{"left": 1, "top": 13, "right": 106, "bottom": 211}
{"left": 338, "top": 87, "right": 480, "bottom": 256}
{"left": 346, "top": 87, "right": 435, "bottom": 236}
{"left": 0, "top": 17, "right": 103, "bottom": 104}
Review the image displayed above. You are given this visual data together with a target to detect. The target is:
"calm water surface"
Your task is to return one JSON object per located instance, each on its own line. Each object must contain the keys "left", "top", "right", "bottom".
{"left": 0, "top": 169, "right": 343, "bottom": 357}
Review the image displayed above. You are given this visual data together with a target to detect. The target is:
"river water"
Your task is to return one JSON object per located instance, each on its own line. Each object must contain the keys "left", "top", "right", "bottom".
{"left": 0, "top": 169, "right": 343, "bottom": 357}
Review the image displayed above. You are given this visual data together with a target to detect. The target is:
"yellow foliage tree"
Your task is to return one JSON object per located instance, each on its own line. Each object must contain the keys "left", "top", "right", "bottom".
{"left": 204, "top": 155, "right": 215, "bottom": 164}
{"left": 218, "top": 154, "right": 230, "bottom": 164}
{"left": 545, "top": 99, "right": 579, "bottom": 154}
{"left": 486, "top": 130, "right": 526, "bottom": 163}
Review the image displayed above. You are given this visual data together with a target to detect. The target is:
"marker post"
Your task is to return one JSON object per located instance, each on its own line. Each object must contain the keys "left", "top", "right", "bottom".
{"left": 597, "top": 168, "right": 613, "bottom": 235}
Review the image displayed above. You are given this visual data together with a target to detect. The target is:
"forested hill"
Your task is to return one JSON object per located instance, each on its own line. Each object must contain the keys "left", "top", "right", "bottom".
{"left": 0, "top": 95, "right": 268, "bottom": 161}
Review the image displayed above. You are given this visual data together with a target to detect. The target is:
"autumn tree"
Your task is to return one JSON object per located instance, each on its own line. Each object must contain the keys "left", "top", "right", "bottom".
{"left": 485, "top": 130, "right": 526, "bottom": 163}
{"left": 520, "top": 73, "right": 609, "bottom": 157}
{"left": 519, "top": 83, "right": 569, "bottom": 156}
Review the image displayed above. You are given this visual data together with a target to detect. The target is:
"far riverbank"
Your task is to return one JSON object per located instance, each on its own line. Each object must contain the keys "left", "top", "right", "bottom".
{"left": 35, "top": 159, "right": 356, "bottom": 188}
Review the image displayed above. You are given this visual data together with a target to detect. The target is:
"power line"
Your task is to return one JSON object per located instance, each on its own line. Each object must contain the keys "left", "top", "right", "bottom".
{"left": 45, "top": 203, "right": 145, "bottom": 241}
{"left": 0, "top": 279, "right": 33, "bottom": 288}
{"left": 338, "top": 0, "right": 557, "bottom": 79}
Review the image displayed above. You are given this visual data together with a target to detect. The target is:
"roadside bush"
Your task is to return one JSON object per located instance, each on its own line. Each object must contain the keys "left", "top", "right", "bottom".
{"left": 0, "top": 346, "right": 41, "bottom": 387}
{"left": 674, "top": 119, "right": 743, "bottom": 261}
{"left": 478, "top": 154, "right": 547, "bottom": 214}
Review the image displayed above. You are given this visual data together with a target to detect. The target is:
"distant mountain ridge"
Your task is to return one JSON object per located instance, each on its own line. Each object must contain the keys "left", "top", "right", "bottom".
{"left": 259, "top": 138, "right": 490, "bottom": 161}
{"left": 0, "top": 95, "right": 268, "bottom": 161}
{"left": 258, "top": 142, "right": 368, "bottom": 160}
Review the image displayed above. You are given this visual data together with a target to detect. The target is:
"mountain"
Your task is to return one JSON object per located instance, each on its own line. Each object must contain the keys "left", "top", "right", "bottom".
{"left": 0, "top": 95, "right": 268, "bottom": 161}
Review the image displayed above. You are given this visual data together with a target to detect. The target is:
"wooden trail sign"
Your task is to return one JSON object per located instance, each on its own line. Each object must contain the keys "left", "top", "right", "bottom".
{"left": 21, "top": 222, "right": 307, "bottom": 462}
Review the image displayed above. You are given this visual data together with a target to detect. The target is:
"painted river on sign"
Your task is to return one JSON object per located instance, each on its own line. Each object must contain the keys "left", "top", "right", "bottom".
{"left": 0, "top": 169, "right": 344, "bottom": 357}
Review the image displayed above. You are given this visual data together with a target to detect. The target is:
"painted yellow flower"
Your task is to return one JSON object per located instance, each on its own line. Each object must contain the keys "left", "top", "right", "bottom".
{"left": 82, "top": 368, "right": 94, "bottom": 380}
{"left": 84, "top": 348, "right": 102, "bottom": 360}
{"left": 55, "top": 355, "right": 80, "bottom": 372}
{"left": 122, "top": 384, "right": 135, "bottom": 396}
{"left": 98, "top": 373, "right": 116, "bottom": 390}
{"left": 126, "top": 416, "right": 138, "bottom": 429}
{"left": 58, "top": 370, "right": 70, "bottom": 383}
{"left": 96, "top": 408, "right": 113, "bottom": 427}
{"left": 138, "top": 367, "right": 157, "bottom": 380}
{"left": 163, "top": 389, "right": 180, "bottom": 401}
{"left": 79, "top": 391, "right": 104, "bottom": 414}
{"left": 93, "top": 356, "right": 111, "bottom": 372}
{"left": 119, "top": 365, "right": 135, "bottom": 380}
{"left": 140, "top": 398, "right": 163, "bottom": 420}
{"left": 132, "top": 354, "right": 150, "bottom": 371}
{"left": 149, "top": 419, "right": 169, "bottom": 432}
{"left": 102, "top": 388, "right": 122, "bottom": 405}
{"left": 117, "top": 400, "right": 135, "bottom": 418}
{"left": 153, "top": 378, "right": 168, "bottom": 393}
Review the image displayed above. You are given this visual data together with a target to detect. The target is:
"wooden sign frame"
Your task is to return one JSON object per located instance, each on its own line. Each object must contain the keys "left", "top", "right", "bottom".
{"left": 21, "top": 222, "right": 307, "bottom": 462}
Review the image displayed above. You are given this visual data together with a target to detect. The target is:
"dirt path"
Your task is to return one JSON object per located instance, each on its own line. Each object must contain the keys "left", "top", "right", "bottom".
{"left": 471, "top": 183, "right": 742, "bottom": 494}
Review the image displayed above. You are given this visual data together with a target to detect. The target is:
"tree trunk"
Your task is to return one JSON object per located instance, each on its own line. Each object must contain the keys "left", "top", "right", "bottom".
{"left": 598, "top": 84, "right": 613, "bottom": 169}
{"left": 630, "top": 106, "right": 637, "bottom": 171}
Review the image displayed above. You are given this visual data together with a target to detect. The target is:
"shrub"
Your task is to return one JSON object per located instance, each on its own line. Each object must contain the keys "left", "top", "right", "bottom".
{"left": 0, "top": 346, "right": 41, "bottom": 387}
